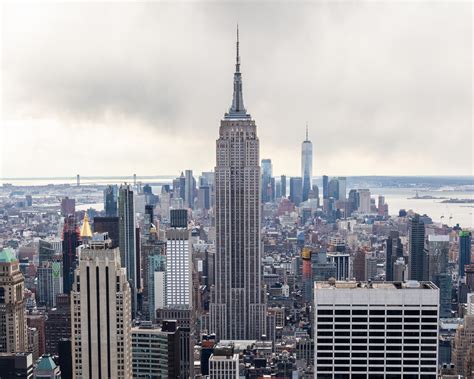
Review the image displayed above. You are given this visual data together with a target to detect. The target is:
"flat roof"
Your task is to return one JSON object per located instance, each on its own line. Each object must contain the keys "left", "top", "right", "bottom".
{"left": 315, "top": 281, "right": 438, "bottom": 290}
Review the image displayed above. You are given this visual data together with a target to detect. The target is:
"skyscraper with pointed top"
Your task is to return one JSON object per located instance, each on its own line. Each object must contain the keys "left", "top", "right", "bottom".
{"left": 210, "top": 27, "right": 267, "bottom": 340}
{"left": 301, "top": 124, "right": 313, "bottom": 202}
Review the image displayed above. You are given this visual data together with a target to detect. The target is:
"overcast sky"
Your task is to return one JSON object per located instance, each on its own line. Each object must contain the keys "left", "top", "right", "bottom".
{"left": 1, "top": 1, "right": 472, "bottom": 178}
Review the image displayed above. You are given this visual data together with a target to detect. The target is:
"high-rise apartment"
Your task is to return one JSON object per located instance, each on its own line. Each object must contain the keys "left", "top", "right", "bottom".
{"left": 210, "top": 28, "right": 266, "bottom": 340}
{"left": 301, "top": 126, "right": 313, "bottom": 203}
{"left": 165, "top": 209, "right": 192, "bottom": 308}
{"left": 314, "top": 280, "right": 439, "bottom": 378}
{"left": 71, "top": 234, "right": 132, "bottom": 379}
{"left": 0, "top": 249, "right": 27, "bottom": 353}
{"left": 118, "top": 184, "right": 138, "bottom": 316}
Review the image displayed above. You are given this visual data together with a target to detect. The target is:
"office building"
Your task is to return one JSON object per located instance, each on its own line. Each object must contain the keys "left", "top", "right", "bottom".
{"left": 57, "top": 339, "right": 72, "bottom": 378}
{"left": 104, "top": 185, "right": 118, "bottom": 217}
{"left": 62, "top": 215, "right": 80, "bottom": 294}
{"left": 184, "top": 169, "right": 195, "bottom": 209}
{"left": 37, "top": 261, "right": 62, "bottom": 308}
{"left": 289, "top": 177, "right": 303, "bottom": 206}
{"left": 60, "top": 197, "right": 75, "bottom": 217}
{"left": 209, "top": 28, "right": 266, "bottom": 340}
{"left": 0, "top": 248, "right": 27, "bottom": 353}
{"left": 131, "top": 321, "right": 180, "bottom": 378}
{"left": 71, "top": 235, "right": 132, "bottom": 379}
{"left": 327, "top": 252, "right": 350, "bottom": 281}
{"left": 327, "top": 178, "right": 339, "bottom": 200}
{"left": 209, "top": 342, "right": 239, "bottom": 379}
{"left": 261, "top": 159, "right": 273, "bottom": 203}
{"left": 301, "top": 126, "right": 313, "bottom": 202}
{"left": 165, "top": 209, "right": 192, "bottom": 307}
{"left": 385, "top": 231, "right": 403, "bottom": 281}
{"left": 452, "top": 314, "right": 474, "bottom": 377}
{"left": 357, "top": 189, "right": 371, "bottom": 214}
{"left": 322, "top": 175, "right": 329, "bottom": 200}
{"left": 459, "top": 230, "right": 472, "bottom": 278}
{"left": 38, "top": 240, "right": 55, "bottom": 266}
{"left": 314, "top": 280, "right": 439, "bottom": 378}
{"left": 33, "top": 354, "right": 61, "bottom": 378}
{"left": 93, "top": 216, "right": 119, "bottom": 248}
{"left": 408, "top": 213, "right": 427, "bottom": 281}
{"left": 0, "top": 353, "right": 33, "bottom": 379}
{"left": 118, "top": 184, "right": 138, "bottom": 316}
{"left": 44, "top": 294, "right": 71, "bottom": 355}
{"left": 280, "top": 175, "right": 287, "bottom": 198}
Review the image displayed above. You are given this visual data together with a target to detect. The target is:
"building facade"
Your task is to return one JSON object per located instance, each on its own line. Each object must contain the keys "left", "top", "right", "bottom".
{"left": 301, "top": 126, "right": 313, "bottom": 203}
{"left": 0, "top": 249, "right": 28, "bottom": 353}
{"left": 71, "top": 237, "right": 132, "bottom": 379}
{"left": 314, "top": 280, "right": 439, "bottom": 378}
{"left": 210, "top": 28, "right": 266, "bottom": 340}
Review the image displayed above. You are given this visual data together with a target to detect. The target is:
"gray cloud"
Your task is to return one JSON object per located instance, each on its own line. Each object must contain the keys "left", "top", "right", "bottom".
{"left": 1, "top": 1, "right": 472, "bottom": 177}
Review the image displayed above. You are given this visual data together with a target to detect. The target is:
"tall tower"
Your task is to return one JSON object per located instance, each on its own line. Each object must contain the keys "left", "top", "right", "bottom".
{"left": 62, "top": 215, "right": 80, "bottom": 294}
{"left": 301, "top": 124, "right": 313, "bottom": 202}
{"left": 408, "top": 213, "right": 427, "bottom": 281}
{"left": 210, "top": 27, "right": 266, "bottom": 340}
{"left": 0, "top": 248, "right": 27, "bottom": 353}
{"left": 118, "top": 184, "right": 138, "bottom": 317}
{"left": 71, "top": 235, "right": 132, "bottom": 378}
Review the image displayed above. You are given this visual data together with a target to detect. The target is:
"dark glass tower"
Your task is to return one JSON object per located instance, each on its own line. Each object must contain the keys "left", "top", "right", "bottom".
{"left": 104, "top": 185, "right": 118, "bottom": 217}
{"left": 289, "top": 177, "right": 303, "bottom": 206}
{"left": 459, "top": 230, "right": 472, "bottom": 278}
{"left": 408, "top": 214, "right": 426, "bottom": 281}
{"left": 62, "top": 215, "right": 80, "bottom": 294}
{"left": 322, "top": 175, "right": 329, "bottom": 200}
{"left": 385, "top": 231, "right": 403, "bottom": 281}
{"left": 118, "top": 184, "right": 138, "bottom": 316}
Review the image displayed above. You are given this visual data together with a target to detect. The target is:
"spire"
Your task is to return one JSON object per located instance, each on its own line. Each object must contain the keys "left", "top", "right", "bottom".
{"left": 225, "top": 25, "right": 250, "bottom": 120}
{"left": 236, "top": 24, "right": 240, "bottom": 73}
{"left": 80, "top": 212, "right": 92, "bottom": 239}
{"left": 306, "top": 122, "right": 309, "bottom": 141}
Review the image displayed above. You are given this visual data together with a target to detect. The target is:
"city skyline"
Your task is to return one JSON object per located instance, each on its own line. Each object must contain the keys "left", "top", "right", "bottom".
{"left": 2, "top": 2, "right": 472, "bottom": 177}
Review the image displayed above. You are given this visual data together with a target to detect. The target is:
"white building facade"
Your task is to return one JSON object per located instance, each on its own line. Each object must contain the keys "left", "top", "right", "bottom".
{"left": 314, "top": 281, "right": 439, "bottom": 378}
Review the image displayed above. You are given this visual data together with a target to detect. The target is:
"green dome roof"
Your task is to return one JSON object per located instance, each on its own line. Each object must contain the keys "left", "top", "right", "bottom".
{"left": 0, "top": 248, "right": 16, "bottom": 263}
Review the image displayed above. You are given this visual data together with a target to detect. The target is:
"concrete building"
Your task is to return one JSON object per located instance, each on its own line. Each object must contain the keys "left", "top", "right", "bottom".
{"left": 210, "top": 28, "right": 266, "bottom": 340}
{"left": 71, "top": 234, "right": 132, "bottom": 379}
{"left": 327, "top": 252, "right": 350, "bottom": 281}
{"left": 0, "top": 248, "right": 27, "bottom": 353}
{"left": 357, "top": 189, "right": 371, "bottom": 214}
{"left": 165, "top": 210, "right": 192, "bottom": 308}
{"left": 131, "top": 321, "right": 180, "bottom": 378}
{"left": 452, "top": 314, "right": 474, "bottom": 376}
{"left": 209, "top": 342, "right": 239, "bottom": 379}
{"left": 0, "top": 352, "right": 33, "bottom": 379}
{"left": 33, "top": 354, "right": 61, "bottom": 378}
{"left": 314, "top": 280, "right": 439, "bottom": 378}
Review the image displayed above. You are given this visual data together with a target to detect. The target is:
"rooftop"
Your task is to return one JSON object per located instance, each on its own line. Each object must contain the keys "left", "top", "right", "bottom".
{"left": 315, "top": 280, "right": 438, "bottom": 291}
{"left": 0, "top": 248, "right": 17, "bottom": 263}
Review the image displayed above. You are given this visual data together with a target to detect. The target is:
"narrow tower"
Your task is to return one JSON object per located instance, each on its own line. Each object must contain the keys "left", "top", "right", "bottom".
{"left": 301, "top": 123, "right": 313, "bottom": 202}
{"left": 210, "top": 27, "right": 266, "bottom": 340}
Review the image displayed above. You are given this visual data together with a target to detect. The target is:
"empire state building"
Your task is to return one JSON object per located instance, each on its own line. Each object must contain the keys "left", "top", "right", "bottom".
{"left": 210, "top": 28, "right": 267, "bottom": 340}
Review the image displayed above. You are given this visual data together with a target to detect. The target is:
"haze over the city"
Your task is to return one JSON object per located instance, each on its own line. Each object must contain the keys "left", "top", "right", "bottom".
{"left": 1, "top": 1, "right": 472, "bottom": 177}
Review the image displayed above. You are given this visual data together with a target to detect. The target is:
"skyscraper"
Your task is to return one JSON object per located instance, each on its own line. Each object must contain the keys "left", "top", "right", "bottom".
{"left": 62, "top": 215, "right": 80, "bottom": 294}
{"left": 71, "top": 235, "right": 132, "bottom": 379}
{"left": 165, "top": 210, "right": 192, "bottom": 308}
{"left": 289, "top": 177, "right": 303, "bottom": 206}
{"left": 261, "top": 158, "right": 273, "bottom": 203}
{"left": 301, "top": 125, "right": 312, "bottom": 202}
{"left": 385, "top": 230, "right": 403, "bottom": 281}
{"left": 459, "top": 230, "right": 472, "bottom": 278}
{"left": 409, "top": 213, "right": 427, "bottom": 281}
{"left": 0, "top": 248, "right": 27, "bottom": 353}
{"left": 210, "top": 27, "right": 266, "bottom": 340}
{"left": 118, "top": 184, "right": 138, "bottom": 316}
{"left": 184, "top": 169, "right": 195, "bottom": 209}
{"left": 104, "top": 185, "right": 118, "bottom": 217}
{"left": 280, "top": 175, "right": 287, "bottom": 198}
{"left": 322, "top": 175, "right": 329, "bottom": 200}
